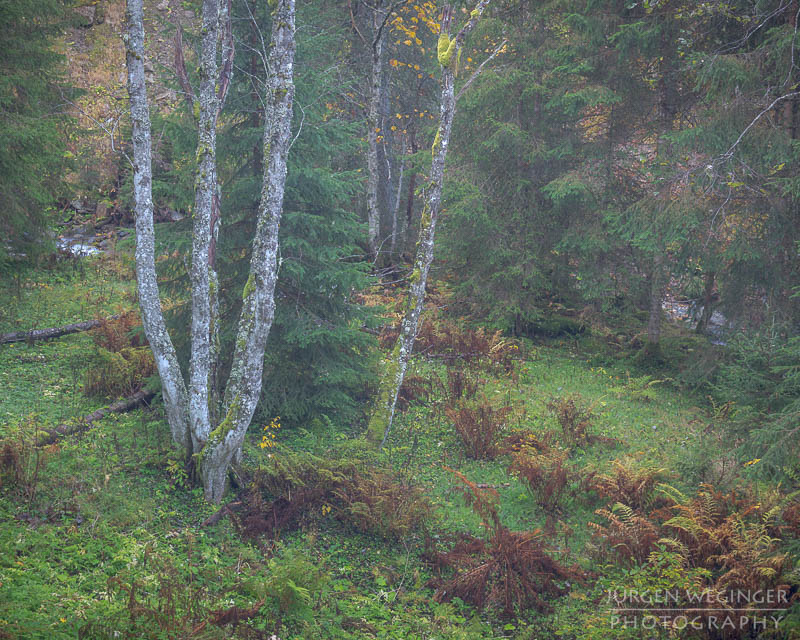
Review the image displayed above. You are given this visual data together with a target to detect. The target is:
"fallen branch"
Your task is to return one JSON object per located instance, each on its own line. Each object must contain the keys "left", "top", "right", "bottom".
{"left": 200, "top": 500, "right": 242, "bottom": 527}
{"left": 1, "top": 316, "right": 118, "bottom": 345}
{"left": 36, "top": 390, "right": 154, "bottom": 445}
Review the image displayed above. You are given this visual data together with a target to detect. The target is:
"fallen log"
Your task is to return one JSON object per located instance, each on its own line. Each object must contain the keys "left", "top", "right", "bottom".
{"left": 36, "top": 389, "right": 154, "bottom": 445}
{"left": 1, "top": 316, "right": 118, "bottom": 345}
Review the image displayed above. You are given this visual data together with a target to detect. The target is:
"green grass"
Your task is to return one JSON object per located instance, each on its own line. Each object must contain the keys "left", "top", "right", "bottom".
{"left": 0, "top": 256, "right": 796, "bottom": 639}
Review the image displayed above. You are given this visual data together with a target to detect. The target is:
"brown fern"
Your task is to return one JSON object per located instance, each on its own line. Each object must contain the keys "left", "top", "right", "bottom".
{"left": 431, "top": 468, "right": 581, "bottom": 614}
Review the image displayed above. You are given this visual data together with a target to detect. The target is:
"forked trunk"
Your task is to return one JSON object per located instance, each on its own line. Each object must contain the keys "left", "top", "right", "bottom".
{"left": 199, "top": 0, "right": 296, "bottom": 503}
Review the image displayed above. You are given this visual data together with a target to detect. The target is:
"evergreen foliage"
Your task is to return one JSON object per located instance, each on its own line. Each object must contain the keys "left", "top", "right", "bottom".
{"left": 155, "top": 0, "right": 377, "bottom": 427}
{"left": 0, "top": 0, "right": 72, "bottom": 268}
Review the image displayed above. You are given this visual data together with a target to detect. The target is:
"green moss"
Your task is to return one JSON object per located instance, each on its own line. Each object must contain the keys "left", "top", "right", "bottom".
{"left": 471, "top": 8, "right": 480, "bottom": 19}
{"left": 203, "top": 395, "right": 240, "bottom": 457}
{"left": 366, "top": 341, "right": 402, "bottom": 444}
{"left": 419, "top": 205, "right": 431, "bottom": 230}
{"left": 268, "top": 0, "right": 277, "bottom": 8}
{"left": 192, "top": 99, "right": 200, "bottom": 120}
{"left": 437, "top": 33, "right": 456, "bottom": 67}
{"left": 242, "top": 273, "right": 256, "bottom": 300}
{"left": 431, "top": 130, "right": 441, "bottom": 158}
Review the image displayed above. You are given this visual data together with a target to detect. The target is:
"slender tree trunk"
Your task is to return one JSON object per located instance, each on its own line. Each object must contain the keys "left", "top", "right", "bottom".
{"left": 199, "top": 0, "right": 296, "bottom": 503}
{"left": 695, "top": 271, "right": 716, "bottom": 334}
{"left": 125, "top": 0, "right": 190, "bottom": 450}
{"left": 389, "top": 152, "right": 405, "bottom": 258}
{"left": 366, "top": 1, "right": 491, "bottom": 447}
{"left": 366, "top": 3, "right": 388, "bottom": 261}
{"left": 646, "top": 254, "right": 665, "bottom": 348}
{"left": 128, "top": 0, "right": 291, "bottom": 503}
{"left": 188, "top": 0, "right": 222, "bottom": 452}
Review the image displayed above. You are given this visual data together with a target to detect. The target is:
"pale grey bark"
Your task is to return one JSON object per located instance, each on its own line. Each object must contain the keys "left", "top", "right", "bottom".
{"left": 367, "top": 1, "right": 492, "bottom": 447}
{"left": 125, "top": 0, "right": 190, "bottom": 450}
{"left": 389, "top": 151, "right": 405, "bottom": 257}
{"left": 200, "top": 0, "right": 296, "bottom": 503}
{"left": 126, "top": 0, "right": 294, "bottom": 503}
{"left": 366, "top": 3, "right": 388, "bottom": 261}
{"left": 188, "top": 0, "right": 221, "bottom": 450}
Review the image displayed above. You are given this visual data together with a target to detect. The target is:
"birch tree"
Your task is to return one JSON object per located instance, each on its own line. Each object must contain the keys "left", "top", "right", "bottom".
{"left": 125, "top": 0, "right": 296, "bottom": 502}
{"left": 366, "top": 0, "right": 497, "bottom": 446}
{"left": 365, "top": 1, "right": 391, "bottom": 262}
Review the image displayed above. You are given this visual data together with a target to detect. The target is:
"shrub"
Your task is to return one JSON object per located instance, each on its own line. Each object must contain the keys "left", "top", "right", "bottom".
{"left": 0, "top": 416, "right": 49, "bottom": 503}
{"left": 547, "top": 393, "right": 593, "bottom": 446}
{"left": 414, "top": 318, "right": 520, "bottom": 373}
{"left": 237, "top": 450, "right": 431, "bottom": 541}
{"left": 445, "top": 395, "right": 512, "bottom": 460}
{"left": 439, "top": 367, "right": 481, "bottom": 406}
{"left": 86, "top": 312, "right": 154, "bottom": 398}
{"left": 396, "top": 373, "right": 433, "bottom": 412}
{"left": 588, "top": 456, "right": 669, "bottom": 513}
{"left": 588, "top": 502, "right": 660, "bottom": 565}
{"left": 334, "top": 470, "right": 431, "bottom": 540}
{"left": 509, "top": 447, "right": 573, "bottom": 513}
{"left": 430, "top": 469, "right": 581, "bottom": 615}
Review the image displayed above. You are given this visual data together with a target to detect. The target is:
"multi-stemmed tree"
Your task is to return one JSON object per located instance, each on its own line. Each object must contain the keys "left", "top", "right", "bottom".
{"left": 125, "top": 0, "right": 296, "bottom": 502}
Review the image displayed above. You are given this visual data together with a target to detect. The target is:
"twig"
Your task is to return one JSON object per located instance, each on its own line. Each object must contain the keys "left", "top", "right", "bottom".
{"left": 456, "top": 39, "right": 506, "bottom": 102}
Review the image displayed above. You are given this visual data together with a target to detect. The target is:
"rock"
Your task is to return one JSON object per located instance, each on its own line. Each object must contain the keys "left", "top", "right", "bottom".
{"left": 183, "top": 9, "right": 194, "bottom": 18}
{"left": 70, "top": 198, "right": 94, "bottom": 215}
{"left": 144, "top": 59, "right": 155, "bottom": 73}
{"left": 166, "top": 209, "right": 184, "bottom": 222}
{"left": 117, "top": 230, "right": 130, "bottom": 238}
{"left": 157, "top": 0, "right": 169, "bottom": 10}
{"left": 95, "top": 201, "right": 109, "bottom": 220}
{"left": 94, "top": 4, "right": 105, "bottom": 24}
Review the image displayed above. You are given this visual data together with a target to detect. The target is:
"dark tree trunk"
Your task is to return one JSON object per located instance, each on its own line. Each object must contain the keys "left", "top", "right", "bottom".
{"left": 695, "top": 271, "right": 716, "bottom": 334}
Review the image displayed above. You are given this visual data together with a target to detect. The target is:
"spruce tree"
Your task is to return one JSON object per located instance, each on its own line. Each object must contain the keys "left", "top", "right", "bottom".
{"left": 0, "top": 0, "right": 71, "bottom": 267}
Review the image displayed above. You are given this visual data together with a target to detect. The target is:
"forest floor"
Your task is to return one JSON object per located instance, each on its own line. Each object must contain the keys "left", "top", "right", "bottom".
{"left": 0, "top": 250, "right": 797, "bottom": 640}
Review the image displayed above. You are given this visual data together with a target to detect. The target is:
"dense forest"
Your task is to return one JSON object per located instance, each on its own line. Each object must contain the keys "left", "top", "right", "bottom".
{"left": 2, "top": 0, "right": 800, "bottom": 637}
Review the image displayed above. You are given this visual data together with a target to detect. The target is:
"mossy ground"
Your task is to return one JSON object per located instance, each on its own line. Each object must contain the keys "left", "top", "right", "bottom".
{"left": 0, "top": 254, "right": 794, "bottom": 639}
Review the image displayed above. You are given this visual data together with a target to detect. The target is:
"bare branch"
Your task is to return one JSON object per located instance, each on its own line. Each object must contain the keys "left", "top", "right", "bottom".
{"left": 174, "top": 24, "right": 196, "bottom": 112}
{"left": 456, "top": 38, "right": 505, "bottom": 102}
{"left": 216, "top": 0, "right": 234, "bottom": 111}
{"left": 716, "top": 90, "right": 800, "bottom": 164}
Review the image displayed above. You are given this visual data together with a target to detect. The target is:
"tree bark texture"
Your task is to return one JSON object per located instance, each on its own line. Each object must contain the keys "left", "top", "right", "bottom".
{"left": 367, "top": 1, "right": 492, "bottom": 447}
{"left": 200, "top": 0, "right": 296, "bottom": 503}
{"left": 366, "top": 3, "right": 388, "bottom": 261}
{"left": 0, "top": 317, "right": 117, "bottom": 345}
{"left": 126, "top": 0, "right": 294, "bottom": 503}
{"left": 126, "top": 0, "right": 190, "bottom": 450}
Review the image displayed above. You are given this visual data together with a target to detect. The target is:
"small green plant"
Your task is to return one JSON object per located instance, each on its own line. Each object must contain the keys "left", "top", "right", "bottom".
{"left": 0, "top": 415, "right": 48, "bottom": 503}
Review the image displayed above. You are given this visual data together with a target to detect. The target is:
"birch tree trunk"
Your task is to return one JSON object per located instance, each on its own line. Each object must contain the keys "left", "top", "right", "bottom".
{"left": 366, "top": 1, "right": 492, "bottom": 447}
{"left": 199, "top": 0, "right": 296, "bottom": 503}
{"left": 127, "top": 0, "right": 294, "bottom": 503}
{"left": 366, "top": 3, "right": 388, "bottom": 262}
{"left": 125, "top": 0, "right": 190, "bottom": 450}
{"left": 188, "top": 0, "right": 222, "bottom": 452}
